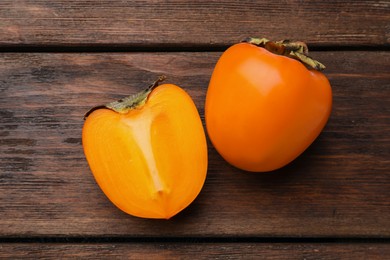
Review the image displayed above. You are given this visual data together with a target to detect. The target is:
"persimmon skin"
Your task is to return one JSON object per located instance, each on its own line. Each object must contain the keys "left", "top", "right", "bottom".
{"left": 205, "top": 43, "right": 332, "bottom": 172}
{"left": 82, "top": 84, "right": 207, "bottom": 219}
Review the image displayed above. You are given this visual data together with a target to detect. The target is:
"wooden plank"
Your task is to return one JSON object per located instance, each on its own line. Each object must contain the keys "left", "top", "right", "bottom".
{"left": 0, "top": 243, "right": 389, "bottom": 259}
{"left": 0, "top": 0, "right": 389, "bottom": 47}
{"left": 0, "top": 51, "right": 389, "bottom": 237}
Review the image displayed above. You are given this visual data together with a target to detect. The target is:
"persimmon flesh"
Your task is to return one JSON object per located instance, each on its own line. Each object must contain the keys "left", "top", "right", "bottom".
{"left": 205, "top": 38, "right": 332, "bottom": 172}
{"left": 83, "top": 81, "right": 207, "bottom": 219}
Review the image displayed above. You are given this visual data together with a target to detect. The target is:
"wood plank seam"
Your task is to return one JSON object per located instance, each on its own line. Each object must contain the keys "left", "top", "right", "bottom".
{"left": 0, "top": 44, "right": 389, "bottom": 53}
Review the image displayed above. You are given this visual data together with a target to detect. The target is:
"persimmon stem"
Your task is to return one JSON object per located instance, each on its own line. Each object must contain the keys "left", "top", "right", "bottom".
{"left": 105, "top": 75, "right": 166, "bottom": 114}
{"left": 243, "top": 37, "right": 325, "bottom": 71}
{"left": 84, "top": 75, "right": 166, "bottom": 119}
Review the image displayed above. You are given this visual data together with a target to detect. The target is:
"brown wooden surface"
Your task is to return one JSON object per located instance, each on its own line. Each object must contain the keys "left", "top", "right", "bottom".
{"left": 1, "top": 243, "right": 389, "bottom": 259}
{"left": 0, "top": 0, "right": 389, "bottom": 47}
{"left": 0, "top": 52, "right": 389, "bottom": 238}
{"left": 0, "top": 0, "right": 389, "bottom": 258}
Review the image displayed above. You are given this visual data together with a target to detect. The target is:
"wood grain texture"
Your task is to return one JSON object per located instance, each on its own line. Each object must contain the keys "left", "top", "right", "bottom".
{"left": 0, "top": 51, "right": 389, "bottom": 237}
{"left": 0, "top": 243, "right": 389, "bottom": 259}
{"left": 0, "top": 0, "right": 389, "bottom": 47}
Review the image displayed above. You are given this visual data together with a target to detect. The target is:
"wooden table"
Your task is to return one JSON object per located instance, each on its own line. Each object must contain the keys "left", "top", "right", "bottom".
{"left": 1, "top": 1, "right": 389, "bottom": 258}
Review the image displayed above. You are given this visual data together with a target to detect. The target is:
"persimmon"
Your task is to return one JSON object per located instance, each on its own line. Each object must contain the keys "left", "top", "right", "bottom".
{"left": 205, "top": 38, "right": 332, "bottom": 172}
{"left": 83, "top": 76, "right": 208, "bottom": 219}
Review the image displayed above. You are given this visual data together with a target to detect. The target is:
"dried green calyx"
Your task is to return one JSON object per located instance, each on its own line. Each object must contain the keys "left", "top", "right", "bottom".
{"left": 84, "top": 75, "right": 166, "bottom": 119}
{"left": 243, "top": 37, "right": 325, "bottom": 71}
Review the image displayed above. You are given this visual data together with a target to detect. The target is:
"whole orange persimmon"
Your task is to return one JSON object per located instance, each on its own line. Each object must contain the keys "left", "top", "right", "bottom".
{"left": 83, "top": 77, "right": 208, "bottom": 219}
{"left": 205, "top": 38, "right": 332, "bottom": 172}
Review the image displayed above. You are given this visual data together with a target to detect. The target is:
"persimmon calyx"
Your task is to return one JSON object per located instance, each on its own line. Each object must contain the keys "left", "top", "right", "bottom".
{"left": 84, "top": 75, "right": 166, "bottom": 119}
{"left": 243, "top": 37, "right": 326, "bottom": 71}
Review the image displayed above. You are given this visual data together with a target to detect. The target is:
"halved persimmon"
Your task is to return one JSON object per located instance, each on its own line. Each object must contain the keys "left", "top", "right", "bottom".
{"left": 82, "top": 77, "right": 208, "bottom": 219}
